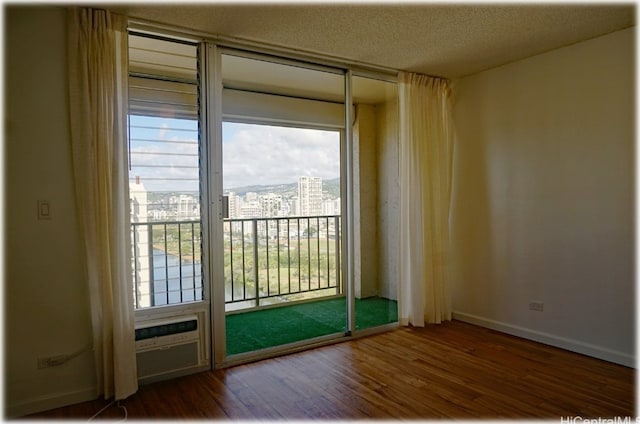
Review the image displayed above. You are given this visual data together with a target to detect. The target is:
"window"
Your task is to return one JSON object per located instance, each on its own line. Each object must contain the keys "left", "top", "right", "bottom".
{"left": 128, "top": 34, "right": 203, "bottom": 309}
{"left": 125, "top": 31, "right": 399, "bottom": 365}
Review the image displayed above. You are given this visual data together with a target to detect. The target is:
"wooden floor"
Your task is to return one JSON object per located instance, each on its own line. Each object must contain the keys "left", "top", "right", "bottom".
{"left": 27, "top": 320, "right": 635, "bottom": 419}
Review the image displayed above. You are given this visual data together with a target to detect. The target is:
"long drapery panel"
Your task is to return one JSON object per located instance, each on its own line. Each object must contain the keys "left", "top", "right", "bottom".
{"left": 398, "top": 72, "right": 454, "bottom": 326}
{"left": 68, "top": 7, "right": 138, "bottom": 400}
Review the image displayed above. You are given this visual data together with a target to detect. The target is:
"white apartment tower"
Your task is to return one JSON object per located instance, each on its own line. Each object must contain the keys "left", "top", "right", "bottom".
{"left": 129, "top": 177, "right": 152, "bottom": 308}
{"left": 260, "top": 193, "right": 284, "bottom": 217}
{"left": 298, "top": 176, "right": 323, "bottom": 216}
{"left": 178, "top": 194, "right": 199, "bottom": 219}
{"left": 323, "top": 197, "right": 341, "bottom": 215}
{"left": 225, "top": 191, "right": 239, "bottom": 218}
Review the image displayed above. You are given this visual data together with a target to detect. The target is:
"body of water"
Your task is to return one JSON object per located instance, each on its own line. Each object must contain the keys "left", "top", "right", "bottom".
{"left": 152, "top": 249, "right": 203, "bottom": 306}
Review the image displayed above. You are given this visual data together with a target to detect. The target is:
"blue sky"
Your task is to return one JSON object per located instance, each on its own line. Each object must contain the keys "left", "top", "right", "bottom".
{"left": 128, "top": 115, "right": 199, "bottom": 193}
{"left": 129, "top": 116, "right": 340, "bottom": 192}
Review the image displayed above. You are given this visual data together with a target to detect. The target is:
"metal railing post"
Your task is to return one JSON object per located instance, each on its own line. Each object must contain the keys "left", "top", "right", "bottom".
{"left": 147, "top": 223, "right": 155, "bottom": 307}
{"left": 253, "top": 219, "right": 259, "bottom": 307}
{"left": 334, "top": 216, "right": 341, "bottom": 295}
{"left": 132, "top": 225, "right": 139, "bottom": 309}
{"left": 178, "top": 223, "right": 183, "bottom": 303}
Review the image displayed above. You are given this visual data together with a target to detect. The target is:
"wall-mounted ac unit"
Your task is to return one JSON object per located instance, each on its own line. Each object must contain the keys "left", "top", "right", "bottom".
{"left": 135, "top": 312, "right": 208, "bottom": 384}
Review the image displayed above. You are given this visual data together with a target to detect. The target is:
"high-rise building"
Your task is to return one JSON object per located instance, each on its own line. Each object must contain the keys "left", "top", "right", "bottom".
{"left": 225, "top": 191, "right": 239, "bottom": 218}
{"left": 323, "top": 197, "right": 341, "bottom": 215}
{"left": 129, "top": 176, "right": 148, "bottom": 223}
{"left": 178, "top": 194, "right": 199, "bottom": 219}
{"left": 260, "top": 193, "right": 284, "bottom": 217}
{"left": 129, "top": 177, "right": 151, "bottom": 308}
{"left": 240, "top": 200, "right": 262, "bottom": 218}
{"left": 298, "top": 176, "right": 323, "bottom": 216}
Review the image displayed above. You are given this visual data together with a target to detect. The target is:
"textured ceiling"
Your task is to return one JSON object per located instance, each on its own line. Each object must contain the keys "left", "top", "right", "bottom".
{"left": 109, "top": 3, "right": 635, "bottom": 78}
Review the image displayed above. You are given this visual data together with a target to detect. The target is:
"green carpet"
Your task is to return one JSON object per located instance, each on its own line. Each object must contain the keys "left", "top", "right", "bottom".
{"left": 226, "top": 297, "right": 398, "bottom": 355}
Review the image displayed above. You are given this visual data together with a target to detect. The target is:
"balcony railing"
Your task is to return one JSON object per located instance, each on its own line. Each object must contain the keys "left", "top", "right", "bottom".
{"left": 131, "top": 215, "right": 342, "bottom": 311}
{"left": 224, "top": 215, "right": 342, "bottom": 311}
{"left": 131, "top": 220, "right": 203, "bottom": 309}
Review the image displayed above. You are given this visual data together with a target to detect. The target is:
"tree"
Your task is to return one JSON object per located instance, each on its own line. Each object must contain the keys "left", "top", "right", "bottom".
{"left": 302, "top": 226, "right": 316, "bottom": 238}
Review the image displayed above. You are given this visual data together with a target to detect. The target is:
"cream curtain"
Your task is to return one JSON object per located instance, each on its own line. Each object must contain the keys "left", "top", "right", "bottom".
{"left": 68, "top": 8, "right": 138, "bottom": 400}
{"left": 398, "top": 72, "right": 454, "bottom": 326}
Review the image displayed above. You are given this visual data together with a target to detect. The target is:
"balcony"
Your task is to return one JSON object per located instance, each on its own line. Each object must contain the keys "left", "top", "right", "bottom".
{"left": 224, "top": 215, "right": 342, "bottom": 311}
{"left": 131, "top": 214, "right": 397, "bottom": 354}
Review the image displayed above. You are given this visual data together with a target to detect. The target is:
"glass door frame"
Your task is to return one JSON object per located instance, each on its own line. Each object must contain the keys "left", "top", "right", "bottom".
{"left": 203, "top": 44, "right": 356, "bottom": 368}
{"left": 197, "top": 40, "right": 400, "bottom": 369}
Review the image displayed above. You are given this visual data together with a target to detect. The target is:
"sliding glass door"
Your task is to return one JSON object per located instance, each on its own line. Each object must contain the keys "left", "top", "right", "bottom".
{"left": 217, "top": 51, "right": 348, "bottom": 358}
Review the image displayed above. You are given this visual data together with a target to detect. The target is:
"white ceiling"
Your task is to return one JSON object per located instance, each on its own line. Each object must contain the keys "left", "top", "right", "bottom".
{"left": 109, "top": 2, "right": 635, "bottom": 78}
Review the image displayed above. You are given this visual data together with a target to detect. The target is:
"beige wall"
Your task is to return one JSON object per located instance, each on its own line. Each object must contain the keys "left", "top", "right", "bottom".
{"left": 451, "top": 27, "right": 634, "bottom": 366}
{"left": 353, "top": 104, "right": 380, "bottom": 298}
{"left": 353, "top": 99, "right": 399, "bottom": 301}
{"left": 5, "top": 7, "right": 97, "bottom": 416}
{"left": 376, "top": 100, "right": 399, "bottom": 301}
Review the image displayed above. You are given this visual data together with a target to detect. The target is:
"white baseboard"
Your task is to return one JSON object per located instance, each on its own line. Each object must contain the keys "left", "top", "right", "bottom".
{"left": 5, "top": 386, "right": 97, "bottom": 418}
{"left": 453, "top": 311, "right": 635, "bottom": 368}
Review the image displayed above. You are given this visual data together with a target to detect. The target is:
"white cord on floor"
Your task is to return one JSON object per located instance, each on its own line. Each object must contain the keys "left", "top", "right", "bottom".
{"left": 88, "top": 400, "right": 115, "bottom": 421}
{"left": 117, "top": 400, "right": 128, "bottom": 421}
{"left": 88, "top": 399, "right": 128, "bottom": 421}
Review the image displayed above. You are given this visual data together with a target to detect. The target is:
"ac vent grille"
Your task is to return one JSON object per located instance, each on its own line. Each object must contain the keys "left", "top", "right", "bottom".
{"left": 135, "top": 319, "right": 198, "bottom": 341}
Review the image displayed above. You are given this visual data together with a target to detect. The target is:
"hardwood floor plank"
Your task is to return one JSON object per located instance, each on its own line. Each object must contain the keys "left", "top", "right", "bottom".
{"left": 25, "top": 320, "right": 635, "bottom": 419}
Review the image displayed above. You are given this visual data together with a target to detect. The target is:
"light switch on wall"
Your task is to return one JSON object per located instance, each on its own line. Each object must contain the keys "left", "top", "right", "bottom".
{"left": 37, "top": 200, "right": 51, "bottom": 220}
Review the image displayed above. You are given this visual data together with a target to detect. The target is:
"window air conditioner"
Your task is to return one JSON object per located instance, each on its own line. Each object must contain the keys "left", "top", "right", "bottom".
{"left": 135, "top": 313, "right": 206, "bottom": 383}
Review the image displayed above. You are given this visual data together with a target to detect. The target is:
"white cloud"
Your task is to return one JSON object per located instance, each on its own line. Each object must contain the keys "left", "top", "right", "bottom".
{"left": 129, "top": 116, "right": 199, "bottom": 192}
{"left": 129, "top": 118, "right": 341, "bottom": 192}
{"left": 223, "top": 123, "right": 340, "bottom": 189}
{"left": 158, "top": 122, "right": 170, "bottom": 139}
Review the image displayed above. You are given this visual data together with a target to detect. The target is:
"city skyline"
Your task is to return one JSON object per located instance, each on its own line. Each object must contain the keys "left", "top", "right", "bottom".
{"left": 225, "top": 175, "right": 340, "bottom": 220}
{"left": 131, "top": 174, "right": 340, "bottom": 223}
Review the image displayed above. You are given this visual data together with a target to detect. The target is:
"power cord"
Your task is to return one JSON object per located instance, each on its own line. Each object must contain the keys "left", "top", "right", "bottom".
{"left": 88, "top": 400, "right": 114, "bottom": 421}
{"left": 88, "top": 399, "right": 128, "bottom": 421}
{"left": 117, "top": 400, "right": 128, "bottom": 421}
{"left": 40, "top": 345, "right": 92, "bottom": 368}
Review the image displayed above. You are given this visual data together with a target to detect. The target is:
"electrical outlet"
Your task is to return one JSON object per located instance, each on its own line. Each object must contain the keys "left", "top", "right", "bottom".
{"left": 37, "top": 355, "right": 68, "bottom": 369}
{"left": 529, "top": 301, "right": 544, "bottom": 312}
{"left": 37, "top": 200, "right": 51, "bottom": 220}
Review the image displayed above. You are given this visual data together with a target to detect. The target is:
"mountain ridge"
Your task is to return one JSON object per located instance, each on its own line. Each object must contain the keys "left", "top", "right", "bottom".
{"left": 225, "top": 177, "right": 340, "bottom": 198}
